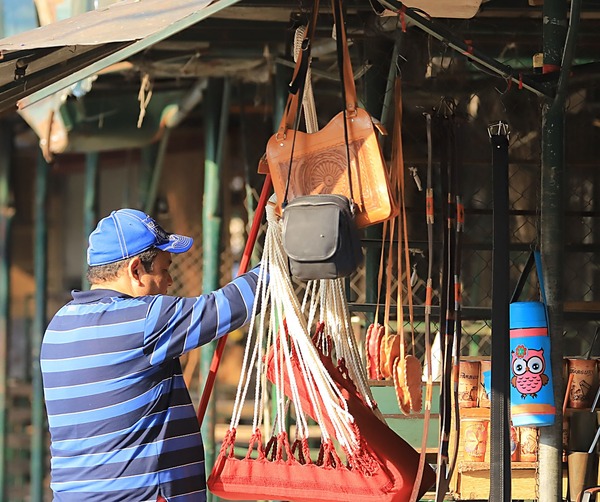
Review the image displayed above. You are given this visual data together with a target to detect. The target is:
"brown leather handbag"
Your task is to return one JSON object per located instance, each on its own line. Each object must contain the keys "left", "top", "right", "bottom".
{"left": 262, "top": 0, "right": 396, "bottom": 228}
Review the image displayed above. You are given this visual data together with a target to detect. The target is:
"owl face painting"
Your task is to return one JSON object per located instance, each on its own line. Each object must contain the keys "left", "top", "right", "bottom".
{"left": 511, "top": 345, "right": 550, "bottom": 399}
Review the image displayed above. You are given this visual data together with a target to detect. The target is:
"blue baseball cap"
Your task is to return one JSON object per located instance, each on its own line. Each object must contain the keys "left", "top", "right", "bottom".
{"left": 87, "top": 209, "right": 193, "bottom": 266}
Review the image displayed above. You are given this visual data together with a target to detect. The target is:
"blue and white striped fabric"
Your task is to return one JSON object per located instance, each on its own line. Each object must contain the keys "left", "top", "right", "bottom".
{"left": 41, "top": 267, "right": 260, "bottom": 501}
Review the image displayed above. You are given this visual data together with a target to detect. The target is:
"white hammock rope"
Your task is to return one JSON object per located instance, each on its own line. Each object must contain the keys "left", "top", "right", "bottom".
{"left": 228, "top": 246, "right": 270, "bottom": 430}
{"left": 228, "top": 203, "right": 367, "bottom": 453}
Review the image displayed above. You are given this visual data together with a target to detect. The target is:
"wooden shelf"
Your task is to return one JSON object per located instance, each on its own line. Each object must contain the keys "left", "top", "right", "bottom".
{"left": 450, "top": 405, "right": 541, "bottom": 500}
{"left": 565, "top": 301, "right": 600, "bottom": 313}
{"left": 452, "top": 466, "right": 541, "bottom": 500}
{"left": 368, "top": 378, "right": 441, "bottom": 388}
{"left": 564, "top": 407, "right": 599, "bottom": 416}
{"left": 457, "top": 461, "right": 538, "bottom": 472}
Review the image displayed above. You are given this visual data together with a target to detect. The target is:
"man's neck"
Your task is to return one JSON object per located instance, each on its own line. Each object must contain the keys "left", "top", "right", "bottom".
{"left": 90, "top": 276, "right": 135, "bottom": 296}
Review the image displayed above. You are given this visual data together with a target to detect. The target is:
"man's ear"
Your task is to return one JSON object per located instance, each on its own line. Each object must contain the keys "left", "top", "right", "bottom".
{"left": 127, "top": 257, "right": 144, "bottom": 285}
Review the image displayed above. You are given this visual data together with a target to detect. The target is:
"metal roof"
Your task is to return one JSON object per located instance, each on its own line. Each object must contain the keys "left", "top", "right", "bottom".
{"left": 1, "top": 0, "right": 600, "bottom": 125}
{"left": 0, "top": 0, "right": 239, "bottom": 112}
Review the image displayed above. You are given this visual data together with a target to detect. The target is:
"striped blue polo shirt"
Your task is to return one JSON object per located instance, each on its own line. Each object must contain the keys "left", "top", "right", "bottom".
{"left": 41, "top": 267, "right": 261, "bottom": 501}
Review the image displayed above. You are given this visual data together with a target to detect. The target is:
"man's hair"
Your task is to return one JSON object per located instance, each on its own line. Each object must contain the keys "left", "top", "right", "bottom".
{"left": 86, "top": 248, "right": 160, "bottom": 284}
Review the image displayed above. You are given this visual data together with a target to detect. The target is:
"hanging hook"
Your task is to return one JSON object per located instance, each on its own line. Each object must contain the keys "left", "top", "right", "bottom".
{"left": 408, "top": 166, "right": 423, "bottom": 191}
{"left": 396, "top": 53, "right": 407, "bottom": 77}
{"left": 494, "top": 70, "right": 515, "bottom": 96}
{"left": 434, "top": 96, "right": 456, "bottom": 118}
{"left": 410, "top": 263, "right": 419, "bottom": 287}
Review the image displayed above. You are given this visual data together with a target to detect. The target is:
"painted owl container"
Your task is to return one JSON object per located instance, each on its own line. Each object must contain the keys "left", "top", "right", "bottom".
{"left": 511, "top": 346, "right": 549, "bottom": 398}
{"left": 509, "top": 301, "right": 555, "bottom": 427}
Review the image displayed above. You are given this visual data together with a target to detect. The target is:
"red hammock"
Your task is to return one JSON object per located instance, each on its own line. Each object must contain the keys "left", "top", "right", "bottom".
{"left": 320, "top": 351, "right": 436, "bottom": 500}
{"left": 204, "top": 180, "right": 435, "bottom": 500}
{"left": 208, "top": 427, "right": 396, "bottom": 502}
{"left": 258, "top": 325, "right": 436, "bottom": 501}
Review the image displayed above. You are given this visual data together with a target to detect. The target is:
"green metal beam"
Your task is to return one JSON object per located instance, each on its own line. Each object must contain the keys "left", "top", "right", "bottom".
{"left": 0, "top": 120, "right": 14, "bottom": 502}
{"left": 139, "top": 142, "right": 160, "bottom": 210}
{"left": 539, "top": 0, "right": 570, "bottom": 498}
{"left": 143, "top": 129, "right": 171, "bottom": 216}
{"left": 31, "top": 151, "right": 49, "bottom": 502}
{"left": 17, "top": 0, "right": 241, "bottom": 111}
{"left": 82, "top": 152, "right": 99, "bottom": 290}
{"left": 200, "top": 77, "right": 230, "bottom": 502}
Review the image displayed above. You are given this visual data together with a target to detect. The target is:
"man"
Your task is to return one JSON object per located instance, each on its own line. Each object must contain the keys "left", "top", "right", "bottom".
{"left": 41, "top": 208, "right": 263, "bottom": 501}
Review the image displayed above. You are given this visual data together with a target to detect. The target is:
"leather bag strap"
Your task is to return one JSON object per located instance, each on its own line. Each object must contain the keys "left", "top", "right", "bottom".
{"left": 413, "top": 110, "right": 435, "bottom": 502}
{"left": 511, "top": 250, "right": 536, "bottom": 303}
{"left": 332, "top": 0, "right": 358, "bottom": 115}
{"left": 278, "top": 0, "right": 320, "bottom": 135}
{"left": 281, "top": 0, "right": 356, "bottom": 206}
{"left": 277, "top": 0, "right": 357, "bottom": 137}
{"left": 332, "top": 0, "right": 355, "bottom": 204}
{"left": 511, "top": 249, "right": 547, "bottom": 305}
{"left": 435, "top": 101, "right": 459, "bottom": 502}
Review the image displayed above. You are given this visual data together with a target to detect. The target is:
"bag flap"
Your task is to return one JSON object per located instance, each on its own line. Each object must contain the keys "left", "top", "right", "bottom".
{"left": 282, "top": 199, "right": 343, "bottom": 262}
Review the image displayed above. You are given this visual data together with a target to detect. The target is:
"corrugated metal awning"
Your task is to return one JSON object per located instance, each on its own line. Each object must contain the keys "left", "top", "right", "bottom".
{"left": 0, "top": 0, "right": 239, "bottom": 113}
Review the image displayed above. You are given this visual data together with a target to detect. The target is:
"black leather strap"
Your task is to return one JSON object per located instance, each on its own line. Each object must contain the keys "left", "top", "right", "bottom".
{"left": 511, "top": 250, "right": 536, "bottom": 303}
{"left": 489, "top": 123, "right": 512, "bottom": 502}
{"left": 434, "top": 103, "right": 456, "bottom": 502}
{"left": 332, "top": 0, "right": 355, "bottom": 204}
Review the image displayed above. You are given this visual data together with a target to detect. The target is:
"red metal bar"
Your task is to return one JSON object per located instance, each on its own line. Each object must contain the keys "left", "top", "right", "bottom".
{"left": 196, "top": 174, "right": 272, "bottom": 424}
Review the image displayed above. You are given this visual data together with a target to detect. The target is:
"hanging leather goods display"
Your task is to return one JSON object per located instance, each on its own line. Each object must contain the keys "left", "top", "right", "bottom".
{"left": 365, "top": 217, "right": 390, "bottom": 381}
{"left": 407, "top": 110, "right": 436, "bottom": 502}
{"left": 270, "top": 15, "right": 369, "bottom": 430}
{"left": 390, "top": 77, "right": 423, "bottom": 417}
{"left": 434, "top": 99, "right": 462, "bottom": 502}
{"left": 262, "top": 0, "right": 396, "bottom": 229}
{"left": 210, "top": 4, "right": 432, "bottom": 498}
{"left": 509, "top": 249, "right": 556, "bottom": 427}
